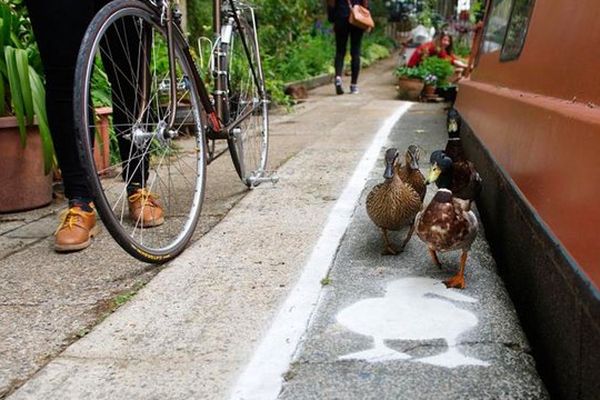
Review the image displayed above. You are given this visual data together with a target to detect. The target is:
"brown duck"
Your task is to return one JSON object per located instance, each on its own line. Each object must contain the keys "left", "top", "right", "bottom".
{"left": 428, "top": 149, "right": 481, "bottom": 204}
{"left": 396, "top": 145, "right": 426, "bottom": 202}
{"left": 415, "top": 188, "right": 478, "bottom": 289}
{"left": 366, "top": 148, "right": 423, "bottom": 255}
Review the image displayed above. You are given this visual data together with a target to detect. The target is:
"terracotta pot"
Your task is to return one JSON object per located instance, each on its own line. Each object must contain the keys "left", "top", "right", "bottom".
{"left": 423, "top": 84, "right": 437, "bottom": 98}
{"left": 93, "top": 107, "right": 113, "bottom": 174}
{"left": 397, "top": 77, "right": 424, "bottom": 101}
{"left": 0, "top": 116, "right": 52, "bottom": 213}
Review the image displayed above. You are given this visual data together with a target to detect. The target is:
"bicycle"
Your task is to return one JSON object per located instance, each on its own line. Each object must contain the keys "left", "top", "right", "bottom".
{"left": 73, "top": 0, "right": 276, "bottom": 263}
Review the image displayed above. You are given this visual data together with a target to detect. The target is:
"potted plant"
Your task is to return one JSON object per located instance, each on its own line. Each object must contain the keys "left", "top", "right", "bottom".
{"left": 422, "top": 73, "right": 438, "bottom": 99}
{"left": 395, "top": 65, "right": 425, "bottom": 101}
{"left": 0, "top": 2, "right": 56, "bottom": 212}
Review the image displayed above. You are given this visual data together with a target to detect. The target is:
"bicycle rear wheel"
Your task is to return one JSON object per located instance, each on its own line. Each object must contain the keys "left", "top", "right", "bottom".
{"left": 74, "top": 0, "right": 207, "bottom": 263}
{"left": 221, "top": 7, "right": 269, "bottom": 187}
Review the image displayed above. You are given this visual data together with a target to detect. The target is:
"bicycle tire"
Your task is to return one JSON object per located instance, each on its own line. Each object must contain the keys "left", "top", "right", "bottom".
{"left": 221, "top": 9, "right": 269, "bottom": 188}
{"left": 74, "top": 0, "right": 207, "bottom": 263}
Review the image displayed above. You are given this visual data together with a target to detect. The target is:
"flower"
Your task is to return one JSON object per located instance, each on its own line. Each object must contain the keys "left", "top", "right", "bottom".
{"left": 424, "top": 74, "right": 438, "bottom": 86}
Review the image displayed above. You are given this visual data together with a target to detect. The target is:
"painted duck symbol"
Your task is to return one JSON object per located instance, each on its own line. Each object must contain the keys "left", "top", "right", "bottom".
{"left": 337, "top": 277, "right": 489, "bottom": 367}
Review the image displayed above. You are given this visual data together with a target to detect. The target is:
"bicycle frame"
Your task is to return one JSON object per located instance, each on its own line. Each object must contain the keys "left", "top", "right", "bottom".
{"left": 157, "top": 0, "right": 264, "bottom": 144}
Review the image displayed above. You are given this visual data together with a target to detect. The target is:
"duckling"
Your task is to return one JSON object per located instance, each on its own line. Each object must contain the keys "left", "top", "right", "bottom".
{"left": 415, "top": 187, "right": 478, "bottom": 289}
{"left": 396, "top": 145, "right": 426, "bottom": 202}
{"left": 366, "top": 148, "right": 423, "bottom": 255}
{"left": 428, "top": 150, "right": 482, "bottom": 203}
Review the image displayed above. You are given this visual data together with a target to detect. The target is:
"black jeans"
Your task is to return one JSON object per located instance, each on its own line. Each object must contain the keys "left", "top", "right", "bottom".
{"left": 334, "top": 19, "right": 364, "bottom": 85}
{"left": 25, "top": 0, "right": 147, "bottom": 199}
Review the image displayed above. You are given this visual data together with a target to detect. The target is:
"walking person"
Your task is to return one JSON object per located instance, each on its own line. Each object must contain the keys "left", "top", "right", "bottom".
{"left": 327, "top": 0, "right": 369, "bottom": 95}
{"left": 24, "top": 0, "right": 164, "bottom": 253}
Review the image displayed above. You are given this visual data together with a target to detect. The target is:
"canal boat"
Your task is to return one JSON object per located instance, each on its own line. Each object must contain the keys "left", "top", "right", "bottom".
{"left": 453, "top": 0, "right": 600, "bottom": 398}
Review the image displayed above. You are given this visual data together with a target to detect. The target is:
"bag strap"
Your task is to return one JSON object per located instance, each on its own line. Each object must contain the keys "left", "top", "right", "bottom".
{"left": 347, "top": 0, "right": 368, "bottom": 8}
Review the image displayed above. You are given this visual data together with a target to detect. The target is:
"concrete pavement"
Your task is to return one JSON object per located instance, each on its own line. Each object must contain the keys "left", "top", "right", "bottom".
{"left": 3, "top": 54, "right": 548, "bottom": 399}
{"left": 277, "top": 104, "right": 548, "bottom": 400}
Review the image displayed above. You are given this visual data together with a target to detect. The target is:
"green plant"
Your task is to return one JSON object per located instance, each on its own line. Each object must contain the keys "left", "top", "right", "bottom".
{"left": 420, "top": 56, "right": 454, "bottom": 88}
{"left": 0, "top": 1, "right": 55, "bottom": 173}
{"left": 395, "top": 65, "right": 426, "bottom": 80}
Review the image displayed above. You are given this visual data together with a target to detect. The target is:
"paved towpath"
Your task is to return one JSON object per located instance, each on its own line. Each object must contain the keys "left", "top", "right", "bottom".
{"left": 4, "top": 54, "right": 547, "bottom": 399}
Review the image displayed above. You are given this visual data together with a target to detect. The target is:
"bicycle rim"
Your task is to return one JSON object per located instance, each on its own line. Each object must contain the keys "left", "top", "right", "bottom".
{"left": 224, "top": 12, "right": 269, "bottom": 187}
{"left": 74, "top": 0, "right": 206, "bottom": 263}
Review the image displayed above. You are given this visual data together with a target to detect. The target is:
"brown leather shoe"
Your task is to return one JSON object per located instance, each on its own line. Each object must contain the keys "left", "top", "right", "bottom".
{"left": 128, "top": 188, "right": 164, "bottom": 227}
{"left": 54, "top": 205, "right": 99, "bottom": 252}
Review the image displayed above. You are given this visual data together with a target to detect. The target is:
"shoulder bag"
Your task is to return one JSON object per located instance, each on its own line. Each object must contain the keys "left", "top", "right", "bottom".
{"left": 347, "top": 0, "right": 374, "bottom": 31}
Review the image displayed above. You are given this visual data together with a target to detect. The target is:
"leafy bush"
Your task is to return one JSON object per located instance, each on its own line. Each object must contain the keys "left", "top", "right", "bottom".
{"left": 395, "top": 65, "right": 426, "bottom": 80}
{"left": 420, "top": 56, "right": 454, "bottom": 88}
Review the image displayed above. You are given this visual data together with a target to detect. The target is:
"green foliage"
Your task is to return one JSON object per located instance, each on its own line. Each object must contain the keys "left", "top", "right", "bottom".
{"left": 416, "top": 0, "right": 442, "bottom": 29}
{"left": 470, "top": 0, "right": 485, "bottom": 23}
{"left": 420, "top": 56, "right": 454, "bottom": 88}
{"left": 0, "top": 0, "right": 55, "bottom": 173}
{"left": 453, "top": 41, "right": 471, "bottom": 58}
{"left": 395, "top": 65, "right": 426, "bottom": 80}
{"left": 186, "top": 0, "right": 212, "bottom": 41}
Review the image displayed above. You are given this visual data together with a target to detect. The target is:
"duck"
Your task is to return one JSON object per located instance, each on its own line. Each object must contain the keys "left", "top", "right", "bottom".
{"left": 366, "top": 148, "right": 423, "bottom": 255}
{"left": 337, "top": 277, "right": 488, "bottom": 367}
{"left": 428, "top": 149, "right": 482, "bottom": 204}
{"left": 396, "top": 145, "right": 426, "bottom": 202}
{"left": 415, "top": 186, "right": 478, "bottom": 289}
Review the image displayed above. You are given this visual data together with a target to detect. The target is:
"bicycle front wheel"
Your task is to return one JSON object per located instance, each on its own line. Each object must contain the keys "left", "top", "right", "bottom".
{"left": 221, "top": 8, "right": 269, "bottom": 187}
{"left": 74, "top": 0, "right": 207, "bottom": 263}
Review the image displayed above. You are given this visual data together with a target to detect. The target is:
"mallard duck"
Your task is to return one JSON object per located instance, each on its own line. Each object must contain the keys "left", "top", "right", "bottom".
{"left": 396, "top": 145, "right": 426, "bottom": 202}
{"left": 415, "top": 188, "right": 478, "bottom": 289}
{"left": 366, "top": 148, "right": 423, "bottom": 255}
{"left": 428, "top": 150, "right": 482, "bottom": 203}
{"left": 446, "top": 107, "right": 461, "bottom": 140}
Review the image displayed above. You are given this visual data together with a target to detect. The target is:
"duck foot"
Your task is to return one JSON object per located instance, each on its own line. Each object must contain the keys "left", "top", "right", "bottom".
{"left": 443, "top": 275, "right": 465, "bottom": 289}
{"left": 382, "top": 245, "right": 399, "bottom": 256}
{"left": 444, "top": 250, "right": 468, "bottom": 289}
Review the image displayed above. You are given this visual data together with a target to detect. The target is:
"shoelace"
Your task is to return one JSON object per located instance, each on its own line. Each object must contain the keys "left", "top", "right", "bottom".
{"left": 54, "top": 208, "right": 89, "bottom": 235}
{"left": 128, "top": 188, "right": 160, "bottom": 207}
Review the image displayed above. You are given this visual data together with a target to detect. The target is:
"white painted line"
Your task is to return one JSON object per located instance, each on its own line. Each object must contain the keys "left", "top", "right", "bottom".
{"left": 229, "top": 102, "right": 413, "bottom": 400}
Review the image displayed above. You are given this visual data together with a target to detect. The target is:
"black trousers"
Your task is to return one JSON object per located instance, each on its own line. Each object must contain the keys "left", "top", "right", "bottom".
{"left": 25, "top": 0, "right": 147, "bottom": 200}
{"left": 334, "top": 19, "right": 364, "bottom": 85}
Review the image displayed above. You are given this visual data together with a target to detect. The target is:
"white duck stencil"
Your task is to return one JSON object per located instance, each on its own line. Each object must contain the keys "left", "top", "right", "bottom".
{"left": 336, "top": 277, "right": 489, "bottom": 367}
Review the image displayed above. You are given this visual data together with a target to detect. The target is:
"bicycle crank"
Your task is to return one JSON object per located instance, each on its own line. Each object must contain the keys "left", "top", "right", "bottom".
{"left": 246, "top": 170, "right": 279, "bottom": 188}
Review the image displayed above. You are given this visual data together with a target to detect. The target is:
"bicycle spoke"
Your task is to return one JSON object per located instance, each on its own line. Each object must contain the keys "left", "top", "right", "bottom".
{"left": 76, "top": 2, "right": 206, "bottom": 260}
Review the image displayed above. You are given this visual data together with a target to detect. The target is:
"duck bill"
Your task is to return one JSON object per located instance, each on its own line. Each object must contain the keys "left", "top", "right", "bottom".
{"left": 409, "top": 157, "right": 419, "bottom": 170}
{"left": 426, "top": 166, "right": 441, "bottom": 184}
{"left": 383, "top": 163, "right": 394, "bottom": 179}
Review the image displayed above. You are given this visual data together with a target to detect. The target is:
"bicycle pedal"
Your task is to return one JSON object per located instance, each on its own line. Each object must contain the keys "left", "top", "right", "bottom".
{"left": 247, "top": 171, "right": 279, "bottom": 188}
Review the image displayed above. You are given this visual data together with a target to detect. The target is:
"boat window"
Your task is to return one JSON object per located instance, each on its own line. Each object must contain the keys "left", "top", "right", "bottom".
{"left": 481, "top": 0, "right": 514, "bottom": 54}
{"left": 501, "top": 0, "right": 536, "bottom": 61}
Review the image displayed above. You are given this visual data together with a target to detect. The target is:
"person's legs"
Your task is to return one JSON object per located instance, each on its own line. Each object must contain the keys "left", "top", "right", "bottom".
{"left": 25, "top": 0, "right": 96, "bottom": 202}
{"left": 349, "top": 25, "right": 364, "bottom": 93}
{"left": 99, "top": 16, "right": 150, "bottom": 191}
{"left": 98, "top": 13, "right": 163, "bottom": 227}
{"left": 25, "top": 0, "right": 100, "bottom": 251}
{"left": 334, "top": 20, "right": 350, "bottom": 95}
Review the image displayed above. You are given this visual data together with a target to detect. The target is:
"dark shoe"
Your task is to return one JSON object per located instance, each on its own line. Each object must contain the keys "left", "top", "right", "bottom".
{"left": 350, "top": 84, "right": 360, "bottom": 94}
{"left": 128, "top": 188, "right": 164, "bottom": 227}
{"left": 54, "top": 204, "right": 99, "bottom": 252}
{"left": 335, "top": 77, "right": 344, "bottom": 95}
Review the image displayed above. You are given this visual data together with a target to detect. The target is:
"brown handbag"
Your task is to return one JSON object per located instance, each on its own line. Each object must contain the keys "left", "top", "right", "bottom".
{"left": 347, "top": 0, "right": 374, "bottom": 31}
